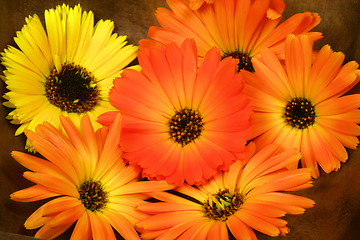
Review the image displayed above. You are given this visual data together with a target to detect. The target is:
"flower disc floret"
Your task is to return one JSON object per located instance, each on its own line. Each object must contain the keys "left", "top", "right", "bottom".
{"left": 45, "top": 63, "right": 98, "bottom": 113}
{"left": 78, "top": 180, "right": 107, "bottom": 212}
{"left": 168, "top": 107, "right": 203, "bottom": 146}
{"left": 284, "top": 97, "right": 316, "bottom": 129}
{"left": 202, "top": 189, "right": 244, "bottom": 221}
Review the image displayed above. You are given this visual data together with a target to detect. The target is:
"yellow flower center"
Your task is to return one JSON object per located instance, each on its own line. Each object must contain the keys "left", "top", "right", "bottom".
{"left": 222, "top": 51, "right": 254, "bottom": 72}
{"left": 45, "top": 63, "right": 98, "bottom": 113}
{"left": 78, "top": 179, "right": 107, "bottom": 212}
{"left": 202, "top": 189, "right": 244, "bottom": 221}
{"left": 284, "top": 97, "right": 316, "bottom": 129}
{"left": 168, "top": 107, "right": 204, "bottom": 146}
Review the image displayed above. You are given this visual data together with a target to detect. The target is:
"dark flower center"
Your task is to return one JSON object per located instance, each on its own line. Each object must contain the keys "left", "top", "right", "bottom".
{"left": 79, "top": 180, "right": 107, "bottom": 212}
{"left": 284, "top": 97, "right": 316, "bottom": 129}
{"left": 45, "top": 63, "right": 98, "bottom": 113}
{"left": 168, "top": 107, "right": 203, "bottom": 146}
{"left": 203, "top": 189, "right": 243, "bottom": 221}
{"left": 222, "top": 51, "right": 254, "bottom": 72}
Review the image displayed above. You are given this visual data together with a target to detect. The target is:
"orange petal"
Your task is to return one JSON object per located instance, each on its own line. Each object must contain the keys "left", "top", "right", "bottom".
{"left": 182, "top": 145, "right": 203, "bottom": 185}
{"left": 99, "top": 163, "right": 139, "bottom": 192}
{"left": 35, "top": 221, "right": 73, "bottom": 240}
{"left": 60, "top": 115, "right": 89, "bottom": 160}
{"left": 24, "top": 130, "right": 81, "bottom": 184}
{"left": 88, "top": 212, "right": 116, "bottom": 240}
{"left": 242, "top": 201, "right": 286, "bottom": 218}
{"left": 206, "top": 221, "right": 228, "bottom": 240}
{"left": 150, "top": 190, "right": 205, "bottom": 205}
{"left": 316, "top": 94, "right": 360, "bottom": 116}
{"left": 136, "top": 211, "right": 200, "bottom": 231}
{"left": 245, "top": 169, "right": 312, "bottom": 196}
{"left": 265, "top": 12, "right": 321, "bottom": 50}
{"left": 300, "top": 128, "right": 319, "bottom": 177}
{"left": 70, "top": 212, "right": 92, "bottom": 240}
{"left": 186, "top": 0, "right": 204, "bottom": 10}
{"left": 80, "top": 115, "right": 99, "bottom": 174}
{"left": 192, "top": 47, "right": 220, "bottom": 108}
{"left": 181, "top": 39, "right": 198, "bottom": 106}
{"left": 103, "top": 210, "right": 140, "bottom": 240}
{"left": 307, "top": 126, "right": 340, "bottom": 173}
{"left": 10, "top": 184, "right": 59, "bottom": 202}
{"left": 236, "top": 209, "right": 280, "bottom": 237}
{"left": 315, "top": 122, "right": 349, "bottom": 162}
{"left": 23, "top": 171, "right": 78, "bottom": 198}
{"left": 137, "top": 202, "right": 201, "bottom": 214}
{"left": 24, "top": 202, "right": 52, "bottom": 229}
{"left": 140, "top": 229, "right": 167, "bottom": 240}
{"left": 110, "top": 180, "right": 173, "bottom": 196}
{"left": 155, "top": 218, "right": 206, "bottom": 240}
{"left": 42, "top": 197, "right": 82, "bottom": 217}
{"left": 249, "top": 192, "right": 315, "bottom": 214}
{"left": 173, "top": 217, "right": 208, "bottom": 240}
{"left": 49, "top": 205, "right": 85, "bottom": 228}
{"left": 226, "top": 214, "right": 257, "bottom": 240}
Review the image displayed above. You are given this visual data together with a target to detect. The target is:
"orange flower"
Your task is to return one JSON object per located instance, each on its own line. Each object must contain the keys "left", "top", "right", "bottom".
{"left": 136, "top": 144, "right": 314, "bottom": 239}
{"left": 140, "top": 0, "right": 322, "bottom": 72}
{"left": 98, "top": 39, "right": 254, "bottom": 186}
{"left": 243, "top": 34, "right": 360, "bottom": 177}
{"left": 10, "top": 113, "right": 173, "bottom": 239}
{"left": 184, "top": 0, "right": 214, "bottom": 10}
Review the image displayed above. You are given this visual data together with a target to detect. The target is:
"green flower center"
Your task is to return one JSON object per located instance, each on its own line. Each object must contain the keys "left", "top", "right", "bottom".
{"left": 168, "top": 107, "right": 204, "bottom": 146}
{"left": 45, "top": 63, "right": 99, "bottom": 113}
{"left": 284, "top": 97, "right": 316, "bottom": 129}
{"left": 79, "top": 180, "right": 107, "bottom": 212}
{"left": 203, "top": 189, "right": 244, "bottom": 221}
{"left": 222, "top": 51, "right": 254, "bottom": 72}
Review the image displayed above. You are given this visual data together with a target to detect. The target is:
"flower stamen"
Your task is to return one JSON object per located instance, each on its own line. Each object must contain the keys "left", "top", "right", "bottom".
{"left": 284, "top": 97, "right": 316, "bottom": 129}
{"left": 203, "top": 189, "right": 243, "bottom": 221}
{"left": 168, "top": 107, "right": 204, "bottom": 146}
{"left": 45, "top": 63, "right": 98, "bottom": 113}
{"left": 79, "top": 179, "right": 107, "bottom": 212}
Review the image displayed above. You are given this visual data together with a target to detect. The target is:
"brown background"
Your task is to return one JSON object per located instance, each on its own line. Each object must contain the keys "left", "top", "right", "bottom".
{"left": 0, "top": 0, "right": 360, "bottom": 239}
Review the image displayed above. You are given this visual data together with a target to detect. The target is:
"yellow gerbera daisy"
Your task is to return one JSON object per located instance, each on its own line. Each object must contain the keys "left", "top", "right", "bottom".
{"left": 10, "top": 113, "right": 173, "bottom": 239}
{"left": 243, "top": 34, "right": 360, "bottom": 177}
{"left": 1, "top": 4, "right": 138, "bottom": 151}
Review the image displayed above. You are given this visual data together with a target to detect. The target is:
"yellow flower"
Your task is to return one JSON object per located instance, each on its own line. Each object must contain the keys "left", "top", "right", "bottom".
{"left": 10, "top": 113, "right": 173, "bottom": 239}
{"left": 1, "top": 4, "right": 138, "bottom": 151}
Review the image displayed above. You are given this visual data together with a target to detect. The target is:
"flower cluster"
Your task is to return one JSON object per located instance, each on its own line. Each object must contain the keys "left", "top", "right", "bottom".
{"left": 1, "top": 1, "right": 359, "bottom": 240}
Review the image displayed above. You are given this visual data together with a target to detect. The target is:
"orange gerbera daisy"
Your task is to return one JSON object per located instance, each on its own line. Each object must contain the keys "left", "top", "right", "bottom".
{"left": 10, "top": 113, "right": 173, "bottom": 239}
{"left": 98, "top": 39, "right": 254, "bottom": 186}
{"left": 184, "top": 0, "right": 214, "bottom": 10}
{"left": 243, "top": 34, "right": 360, "bottom": 177}
{"left": 140, "top": 0, "right": 322, "bottom": 72}
{"left": 136, "top": 144, "right": 314, "bottom": 239}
